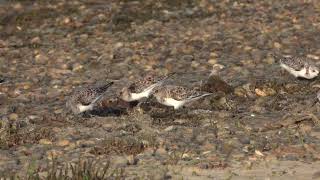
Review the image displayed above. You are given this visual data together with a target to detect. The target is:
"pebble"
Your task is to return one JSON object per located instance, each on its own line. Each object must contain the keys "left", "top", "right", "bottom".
{"left": 255, "top": 88, "right": 267, "bottom": 97}
{"left": 56, "top": 139, "right": 70, "bottom": 147}
{"left": 181, "top": 55, "right": 194, "bottom": 61}
{"left": 9, "top": 113, "right": 18, "bottom": 121}
{"left": 244, "top": 46, "right": 252, "bottom": 51}
{"left": 98, "top": 13, "right": 107, "bottom": 21}
{"left": 202, "top": 151, "right": 211, "bottom": 155}
{"left": 54, "top": 109, "right": 63, "bottom": 114}
{"left": 255, "top": 150, "right": 264, "bottom": 157}
{"left": 63, "top": 17, "right": 71, "bottom": 24}
{"left": 182, "top": 153, "right": 190, "bottom": 159}
{"left": 217, "top": 97, "right": 227, "bottom": 105}
{"left": 238, "top": 137, "right": 250, "bottom": 145}
{"left": 30, "top": 37, "right": 41, "bottom": 44}
{"left": 80, "top": 34, "right": 88, "bottom": 40}
{"left": 264, "top": 56, "right": 275, "bottom": 64}
{"left": 191, "top": 61, "right": 200, "bottom": 68}
{"left": 52, "top": 127, "right": 61, "bottom": 133}
{"left": 234, "top": 87, "right": 247, "bottom": 97}
{"left": 115, "top": 42, "right": 124, "bottom": 48}
{"left": 164, "top": 126, "right": 175, "bottom": 132}
{"left": 210, "top": 52, "right": 218, "bottom": 57}
{"left": 273, "top": 42, "right": 282, "bottom": 49}
{"left": 35, "top": 53, "right": 49, "bottom": 64}
{"left": 39, "top": 139, "right": 53, "bottom": 145}
{"left": 23, "top": 83, "right": 31, "bottom": 90}
{"left": 64, "top": 143, "right": 76, "bottom": 151}
{"left": 72, "top": 63, "right": 83, "bottom": 72}
{"left": 208, "top": 58, "right": 217, "bottom": 65}
{"left": 60, "top": 63, "right": 71, "bottom": 70}
{"left": 47, "top": 150, "right": 63, "bottom": 160}
{"left": 13, "top": 3, "right": 22, "bottom": 10}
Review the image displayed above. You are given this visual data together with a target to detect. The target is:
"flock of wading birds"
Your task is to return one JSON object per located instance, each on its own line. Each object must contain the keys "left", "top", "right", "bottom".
{"left": 66, "top": 55, "right": 320, "bottom": 116}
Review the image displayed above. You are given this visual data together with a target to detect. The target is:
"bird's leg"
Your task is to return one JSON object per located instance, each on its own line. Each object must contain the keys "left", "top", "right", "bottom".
{"left": 81, "top": 111, "right": 96, "bottom": 118}
{"left": 164, "top": 106, "right": 175, "bottom": 115}
{"left": 137, "top": 96, "right": 152, "bottom": 108}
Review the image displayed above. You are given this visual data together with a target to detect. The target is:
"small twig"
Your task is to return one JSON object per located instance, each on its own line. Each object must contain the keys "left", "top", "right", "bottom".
{"left": 96, "top": 54, "right": 104, "bottom": 62}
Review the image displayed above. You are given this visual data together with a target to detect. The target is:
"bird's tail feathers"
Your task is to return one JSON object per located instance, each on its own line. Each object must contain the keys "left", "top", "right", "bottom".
{"left": 187, "top": 93, "right": 213, "bottom": 101}
{"left": 92, "top": 94, "right": 103, "bottom": 104}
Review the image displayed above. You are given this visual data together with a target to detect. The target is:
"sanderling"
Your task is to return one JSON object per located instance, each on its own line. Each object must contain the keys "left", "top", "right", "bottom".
{"left": 119, "top": 72, "right": 175, "bottom": 102}
{"left": 66, "top": 81, "right": 114, "bottom": 115}
{"left": 153, "top": 85, "right": 213, "bottom": 110}
{"left": 200, "top": 64, "right": 233, "bottom": 94}
{"left": 277, "top": 55, "right": 319, "bottom": 79}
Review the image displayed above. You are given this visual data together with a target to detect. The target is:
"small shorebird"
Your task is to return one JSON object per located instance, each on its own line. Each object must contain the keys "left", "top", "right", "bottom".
{"left": 153, "top": 85, "right": 212, "bottom": 110}
{"left": 276, "top": 55, "right": 319, "bottom": 79}
{"left": 119, "top": 72, "right": 175, "bottom": 102}
{"left": 200, "top": 64, "right": 233, "bottom": 94}
{"left": 66, "top": 82, "right": 113, "bottom": 115}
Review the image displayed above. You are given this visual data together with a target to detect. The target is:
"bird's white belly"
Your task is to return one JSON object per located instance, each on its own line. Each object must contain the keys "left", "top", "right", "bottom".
{"left": 131, "top": 88, "right": 153, "bottom": 101}
{"left": 281, "top": 64, "right": 304, "bottom": 78}
{"left": 78, "top": 104, "right": 93, "bottom": 113}
{"left": 163, "top": 98, "right": 185, "bottom": 109}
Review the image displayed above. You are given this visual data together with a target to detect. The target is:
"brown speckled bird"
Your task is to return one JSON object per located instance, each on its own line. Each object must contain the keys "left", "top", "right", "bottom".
{"left": 119, "top": 72, "right": 175, "bottom": 102}
{"left": 277, "top": 56, "right": 319, "bottom": 79}
{"left": 66, "top": 82, "right": 113, "bottom": 115}
{"left": 153, "top": 85, "right": 212, "bottom": 110}
{"left": 201, "top": 64, "right": 233, "bottom": 94}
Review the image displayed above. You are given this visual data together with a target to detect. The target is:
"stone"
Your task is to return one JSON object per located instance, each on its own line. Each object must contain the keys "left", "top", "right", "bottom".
{"left": 30, "top": 37, "right": 41, "bottom": 44}
{"left": 39, "top": 139, "right": 53, "bottom": 145}
{"left": 35, "top": 53, "right": 49, "bottom": 64}
{"left": 181, "top": 55, "right": 194, "bottom": 61}
{"left": 65, "top": 143, "right": 76, "bottom": 150}
{"left": 56, "top": 140, "right": 70, "bottom": 147}
{"left": 208, "top": 58, "right": 217, "bottom": 65}
{"left": 9, "top": 113, "right": 18, "bottom": 121}
{"left": 164, "top": 126, "right": 175, "bottom": 132}
{"left": 47, "top": 150, "right": 63, "bottom": 160}
{"left": 255, "top": 88, "right": 267, "bottom": 97}
{"left": 54, "top": 109, "right": 63, "bottom": 114}
{"left": 274, "top": 42, "right": 281, "bottom": 49}
{"left": 72, "top": 63, "right": 83, "bottom": 72}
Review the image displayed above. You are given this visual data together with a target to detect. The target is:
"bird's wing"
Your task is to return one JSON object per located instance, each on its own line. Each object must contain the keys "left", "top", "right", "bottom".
{"left": 131, "top": 73, "right": 175, "bottom": 93}
{"left": 78, "top": 82, "right": 113, "bottom": 105}
{"left": 168, "top": 86, "right": 193, "bottom": 100}
{"left": 280, "top": 57, "right": 305, "bottom": 71}
{"left": 92, "top": 82, "right": 114, "bottom": 94}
